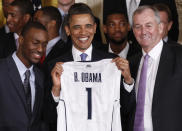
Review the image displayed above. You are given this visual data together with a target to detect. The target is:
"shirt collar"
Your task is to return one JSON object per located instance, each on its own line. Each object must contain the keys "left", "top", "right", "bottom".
{"left": 72, "top": 44, "right": 92, "bottom": 61}
{"left": 12, "top": 52, "right": 34, "bottom": 82}
{"left": 142, "top": 39, "right": 163, "bottom": 60}
{"left": 5, "top": 24, "right": 10, "bottom": 34}
{"left": 46, "top": 36, "right": 61, "bottom": 56}
{"left": 58, "top": 8, "right": 67, "bottom": 16}
{"left": 14, "top": 33, "right": 19, "bottom": 40}
{"left": 108, "top": 42, "right": 129, "bottom": 59}
{"left": 163, "top": 36, "right": 168, "bottom": 43}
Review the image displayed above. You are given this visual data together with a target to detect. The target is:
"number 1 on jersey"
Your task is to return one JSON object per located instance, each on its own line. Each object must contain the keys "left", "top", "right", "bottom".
{"left": 86, "top": 88, "right": 92, "bottom": 120}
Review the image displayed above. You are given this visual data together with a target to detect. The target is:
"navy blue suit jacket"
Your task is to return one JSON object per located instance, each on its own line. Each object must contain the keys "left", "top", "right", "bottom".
{"left": 0, "top": 55, "right": 45, "bottom": 131}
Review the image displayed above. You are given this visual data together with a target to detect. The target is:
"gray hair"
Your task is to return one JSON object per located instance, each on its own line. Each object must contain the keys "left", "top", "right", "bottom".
{"left": 132, "top": 5, "right": 161, "bottom": 26}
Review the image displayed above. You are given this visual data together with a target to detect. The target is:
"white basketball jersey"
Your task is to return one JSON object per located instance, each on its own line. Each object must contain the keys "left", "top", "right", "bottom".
{"left": 57, "top": 59, "right": 122, "bottom": 131}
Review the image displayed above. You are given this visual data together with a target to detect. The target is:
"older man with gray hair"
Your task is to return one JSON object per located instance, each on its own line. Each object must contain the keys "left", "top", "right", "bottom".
{"left": 128, "top": 5, "right": 182, "bottom": 131}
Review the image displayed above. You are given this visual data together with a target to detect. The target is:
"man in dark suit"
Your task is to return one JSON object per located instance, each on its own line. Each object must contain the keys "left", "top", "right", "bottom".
{"left": 104, "top": 0, "right": 179, "bottom": 42}
{"left": 0, "top": 0, "right": 34, "bottom": 58}
{"left": 0, "top": 22, "right": 48, "bottom": 131}
{"left": 103, "top": 10, "right": 141, "bottom": 60}
{"left": 33, "top": 6, "right": 71, "bottom": 69}
{"left": 153, "top": 3, "right": 179, "bottom": 44}
{"left": 128, "top": 5, "right": 182, "bottom": 131}
{"left": 44, "top": 3, "right": 134, "bottom": 131}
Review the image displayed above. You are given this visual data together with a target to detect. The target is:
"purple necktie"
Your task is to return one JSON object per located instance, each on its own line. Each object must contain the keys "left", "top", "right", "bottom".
{"left": 80, "top": 53, "right": 88, "bottom": 61}
{"left": 134, "top": 54, "right": 149, "bottom": 131}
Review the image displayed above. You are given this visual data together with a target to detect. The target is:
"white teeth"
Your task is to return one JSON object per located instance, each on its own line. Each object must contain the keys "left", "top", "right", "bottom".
{"left": 79, "top": 37, "right": 88, "bottom": 41}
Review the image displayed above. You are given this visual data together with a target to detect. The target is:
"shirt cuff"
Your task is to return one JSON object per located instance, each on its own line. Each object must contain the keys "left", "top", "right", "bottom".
{"left": 123, "top": 78, "right": 134, "bottom": 92}
{"left": 51, "top": 91, "right": 60, "bottom": 103}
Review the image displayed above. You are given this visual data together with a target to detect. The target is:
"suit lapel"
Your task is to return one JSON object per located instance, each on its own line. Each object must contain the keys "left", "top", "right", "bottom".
{"left": 6, "top": 56, "right": 27, "bottom": 111}
{"left": 31, "top": 67, "right": 43, "bottom": 122}
{"left": 152, "top": 44, "right": 174, "bottom": 125}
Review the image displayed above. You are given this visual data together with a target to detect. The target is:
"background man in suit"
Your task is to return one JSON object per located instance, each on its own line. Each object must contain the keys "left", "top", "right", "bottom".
{"left": 0, "top": 21, "right": 48, "bottom": 131}
{"left": 153, "top": 3, "right": 177, "bottom": 43}
{"left": 44, "top": 3, "right": 134, "bottom": 131}
{"left": 103, "top": 10, "right": 141, "bottom": 59}
{"left": 0, "top": 0, "right": 34, "bottom": 58}
{"left": 57, "top": 0, "right": 75, "bottom": 42}
{"left": 103, "top": 10, "right": 141, "bottom": 131}
{"left": 33, "top": 6, "right": 71, "bottom": 68}
{"left": 104, "top": 0, "right": 179, "bottom": 42}
{"left": 128, "top": 5, "right": 182, "bottom": 131}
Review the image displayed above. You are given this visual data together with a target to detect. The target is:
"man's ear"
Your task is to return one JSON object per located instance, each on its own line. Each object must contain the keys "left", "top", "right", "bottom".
{"left": 47, "top": 20, "right": 56, "bottom": 30}
{"left": 103, "top": 24, "right": 107, "bottom": 34}
{"left": 23, "top": 14, "right": 31, "bottom": 24}
{"left": 18, "top": 35, "right": 24, "bottom": 49}
{"left": 65, "top": 25, "right": 70, "bottom": 36}
{"left": 168, "top": 21, "right": 173, "bottom": 31}
{"left": 159, "top": 22, "right": 164, "bottom": 35}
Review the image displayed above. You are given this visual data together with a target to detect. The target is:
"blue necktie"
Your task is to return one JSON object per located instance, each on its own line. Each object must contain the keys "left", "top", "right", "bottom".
{"left": 80, "top": 53, "right": 88, "bottom": 61}
{"left": 134, "top": 54, "right": 149, "bottom": 131}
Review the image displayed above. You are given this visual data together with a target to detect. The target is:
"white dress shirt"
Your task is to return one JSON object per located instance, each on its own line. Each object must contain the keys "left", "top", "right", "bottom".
{"left": 135, "top": 40, "right": 163, "bottom": 131}
{"left": 163, "top": 36, "right": 168, "bottom": 43}
{"left": 14, "top": 33, "right": 19, "bottom": 49}
{"left": 108, "top": 42, "right": 129, "bottom": 59}
{"left": 72, "top": 44, "right": 92, "bottom": 61}
{"left": 46, "top": 36, "right": 61, "bottom": 56}
{"left": 12, "top": 52, "right": 36, "bottom": 111}
{"left": 5, "top": 24, "right": 10, "bottom": 34}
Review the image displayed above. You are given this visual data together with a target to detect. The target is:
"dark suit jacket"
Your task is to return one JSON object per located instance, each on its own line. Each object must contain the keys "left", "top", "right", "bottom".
{"left": 0, "top": 26, "right": 6, "bottom": 37}
{"left": 0, "top": 32, "right": 16, "bottom": 58}
{"left": 0, "top": 55, "right": 45, "bottom": 131}
{"left": 43, "top": 46, "right": 133, "bottom": 131}
{"left": 128, "top": 42, "right": 182, "bottom": 131}
{"left": 38, "top": 39, "right": 71, "bottom": 70}
{"left": 103, "top": 0, "right": 179, "bottom": 42}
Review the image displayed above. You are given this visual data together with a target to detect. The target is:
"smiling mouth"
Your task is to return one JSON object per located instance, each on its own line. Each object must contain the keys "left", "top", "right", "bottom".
{"left": 79, "top": 37, "right": 89, "bottom": 42}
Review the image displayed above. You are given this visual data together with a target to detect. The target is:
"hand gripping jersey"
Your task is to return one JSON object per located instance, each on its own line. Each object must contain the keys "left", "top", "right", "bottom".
{"left": 57, "top": 59, "right": 122, "bottom": 131}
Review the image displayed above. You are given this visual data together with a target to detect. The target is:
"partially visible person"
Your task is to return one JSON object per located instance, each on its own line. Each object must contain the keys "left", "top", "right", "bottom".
{"left": 103, "top": 0, "right": 179, "bottom": 42}
{"left": 44, "top": 3, "right": 134, "bottom": 131}
{"left": 57, "top": 0, "right": 75, "bottom": 42}
{"left": 0, "top": 21, "right": 48, "bottom": 131}
{"left": 33, "top": 6, "right": 71, "bottom": 69}
{"left": 0, "top": 0, "right": 14, "bottom": 37}
{"left": 31, "top": 0, "right": 42, "bottom": 10}
{"left": 103, "top": 10, "right": 141, "bottom": 60}
{"left": 103, "top": 10, "right": 141, "bottom": 131}
{"left": 128, "top": 5, "right": 182, "bottom": 131}
{"left": 0, "top": 0, "right": 34, "bottom": 58}
{"left": 153, "top": 3, "right": 177, "bottom": 43}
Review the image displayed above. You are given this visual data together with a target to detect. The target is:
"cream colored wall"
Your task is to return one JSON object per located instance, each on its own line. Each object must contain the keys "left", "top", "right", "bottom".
{"left": 176, "top": 0, "right": 182, "bottom": 44}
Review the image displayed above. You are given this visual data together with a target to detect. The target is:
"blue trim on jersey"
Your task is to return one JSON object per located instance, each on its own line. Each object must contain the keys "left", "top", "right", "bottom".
{"left": 86, "top": 88, "right": 92, "bottom": 119}
{"left": 111, "top": 103, "right": 115, "bottom": 131}
{"left": 60, "top": 99, "right": 68, "bottom": 131}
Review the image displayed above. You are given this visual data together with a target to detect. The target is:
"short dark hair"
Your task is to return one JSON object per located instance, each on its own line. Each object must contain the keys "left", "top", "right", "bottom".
{"left": 10, "top": 0, "right": 34, "bottom": 17}
{"left": 153, "top": 3, "right": 172, "bottom": 22}
{"left": 103, "top": 10, "right": 128, "bottom": 25}
{"left": 38, "top": 6, "right": 62, "bottom": 30}
{"left": 66, "top": 3, "right": 95, "bottom": 25}
{"left": 21, "top": 21, "right": 47, "bottom": 37}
